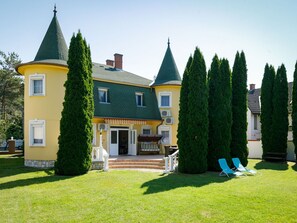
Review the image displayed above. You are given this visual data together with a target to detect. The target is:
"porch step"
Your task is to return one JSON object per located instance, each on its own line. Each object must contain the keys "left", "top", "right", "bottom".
{"left": 109, "top": 159, "right": 165, "bottom": 170}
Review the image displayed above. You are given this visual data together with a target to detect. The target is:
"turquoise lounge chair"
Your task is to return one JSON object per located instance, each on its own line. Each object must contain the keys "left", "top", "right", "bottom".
{"left": 232, "top": 158, "right": 257, "bottom": 175}
{"left": 218, "top": 158, "right": 244, "bottom": 177}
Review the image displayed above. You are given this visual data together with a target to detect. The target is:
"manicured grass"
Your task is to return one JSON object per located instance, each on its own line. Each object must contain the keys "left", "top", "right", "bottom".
{"left": 0, "top": 155, "right": 297, "bottom": 223}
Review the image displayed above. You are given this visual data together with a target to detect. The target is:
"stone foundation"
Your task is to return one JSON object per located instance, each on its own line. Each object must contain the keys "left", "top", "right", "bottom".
{"left": 25, "top": 159, "right": 55, "bottom": 168}
{"left": 91, "top": 161, "right": 104, "bottom": 170}
{"left": 24, "top": 159, "right": 105, "bottom": 170}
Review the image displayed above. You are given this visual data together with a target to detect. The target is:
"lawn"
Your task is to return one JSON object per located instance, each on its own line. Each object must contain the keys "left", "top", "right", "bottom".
{"left": 0, "top": 155, "right": 297, "bottom": 223}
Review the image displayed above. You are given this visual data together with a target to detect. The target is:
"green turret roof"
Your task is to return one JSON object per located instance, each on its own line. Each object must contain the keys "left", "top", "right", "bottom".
{"left": 151, "top": 40, "right": 181, "bottom": 86}
{"left": 34, "top": 7, "right": 68, "bottom": 61}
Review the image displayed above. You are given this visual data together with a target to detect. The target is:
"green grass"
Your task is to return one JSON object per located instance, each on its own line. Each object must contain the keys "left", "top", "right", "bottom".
{"left": 0, "top": 155, "right": 297, "bottom": 223}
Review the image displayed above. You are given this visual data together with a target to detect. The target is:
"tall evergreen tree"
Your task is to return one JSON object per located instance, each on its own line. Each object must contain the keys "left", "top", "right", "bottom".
{"left": 270, "top": 64, "right": 288, "bottom": 154}
{"left": 260, "top": 64, "right": 275, "bottom": 158}
{"left": 55, "top": 32, "right": 94, "bottom": 175}
{"left": 230, "top": 51, "right": 248, "bottom": 166}
{"left": 177, "top": 55, "right": 192, "bottom": 173}
{"left": 208, "top": 56, "right": 232, "bottom": 170}
{"left": 292, "top": 62, "right": 297, "bottom": 159}
{"left": 184, "top": 47, "right": 208, "bottom": 173}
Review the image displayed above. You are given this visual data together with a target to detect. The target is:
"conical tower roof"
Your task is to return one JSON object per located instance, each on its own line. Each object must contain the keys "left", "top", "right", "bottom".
{"left": 34, "top": 7, "right": 68, "bottom": 61}
{"left": 151, "top": 39, "right": 181, "bottom": 86}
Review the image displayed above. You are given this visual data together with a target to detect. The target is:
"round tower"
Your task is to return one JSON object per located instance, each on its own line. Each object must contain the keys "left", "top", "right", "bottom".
{"left": 151, "top": 39, "right": 181, "bottom": 147}
{"left": 16, "top": 7, "right": 68, "bottom": 168}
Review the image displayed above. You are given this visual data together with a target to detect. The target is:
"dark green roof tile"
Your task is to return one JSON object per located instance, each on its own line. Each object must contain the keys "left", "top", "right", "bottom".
{"left": 94, "top": 81, "right": 161, "bottom": 121}
{"left": 34, "top": 12, "right": 68, "bottom": 61}
{"left": 151, "top": 40, "right": 181, "bottom": 86}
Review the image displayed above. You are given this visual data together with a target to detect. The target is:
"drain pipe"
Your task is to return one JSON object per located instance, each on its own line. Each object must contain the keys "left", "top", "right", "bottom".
{"left": 156, "top": 118, "right": 164, "bottom": 135}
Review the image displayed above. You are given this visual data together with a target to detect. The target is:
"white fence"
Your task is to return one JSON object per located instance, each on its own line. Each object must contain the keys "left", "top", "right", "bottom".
{"left": 248, "top": 140, "right": 296, "bottom": 161}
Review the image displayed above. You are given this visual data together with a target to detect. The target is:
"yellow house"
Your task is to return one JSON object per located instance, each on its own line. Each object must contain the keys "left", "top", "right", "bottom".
{"left": 16, "top": 9, "right": 181, "bottom": 168}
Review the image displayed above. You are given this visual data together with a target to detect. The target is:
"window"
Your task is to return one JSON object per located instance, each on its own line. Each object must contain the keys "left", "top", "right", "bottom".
{"left": 92, "top": 123, "right": 96, "bottom": 146}
{"left": 158, "top": 125, "right": 171, "bottom": 145}
{"left": 29, "top": 74, "right": 45, "bottom": 96}
{"left": 98, "top": 88, "right": 109, "bottom": 103}
{"left": 159, "top": 92, "right": 171, "bottom": 107}
{"left": 29, "top": 120, "right": 45, "bottom": 146}
{"left": 136, "top": 92, "right": 144, "bottom": 107}
{"left": 254, "top": 115, "right": 258, "bottom": 130}
{"left": 142, "top": 125, "right": 151, "bottom": 135}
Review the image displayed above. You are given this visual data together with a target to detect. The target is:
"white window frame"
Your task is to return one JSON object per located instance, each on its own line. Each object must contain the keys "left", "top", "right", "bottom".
{"left": 92, "top": 123, "right": 97, "bottom": 146}
{"left": 136, "top": 92, "right": 144, "bottom": 107}
{"left": 29, "top": 74, "right": 46, "bottom": 96}
{"left": 98, "top": 88, "right": 109, "bottom": 104}
{"left": 159, "top": 92, "right": 172, "bottom": 108}
{"left": 141, "top": 125, "right": 152, "bottom": 135}
{"left": 158, "top": 125, "right": 172, "bottom": 145}
{"left": 29, "top": 120, "right": 46, "bottom": 147}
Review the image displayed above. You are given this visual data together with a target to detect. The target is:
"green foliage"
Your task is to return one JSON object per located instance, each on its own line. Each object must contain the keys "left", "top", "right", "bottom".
{"left": 230, "top": 51, "right": 248, "bottom": 166}
{"left": 177, "top": 55, "right": 192, "bottom": 173}
{"left": 292, "top": 62, "right": 297, "bottom": 158}
{"left": 55, "top": 32, "right": 94, "bottom": 176}
{"left": 260, "top": 64, "right": 275, "bottom": 158}
{"left": 270, "top": 64, "right": 288, "bottom": 154}
{"left": 0, "top": 51, "right": 23, "bottom": 142}
{"left": 208, "top": 56, "right": 232, "bottom": 170}
{"left": 182, "top": 47, "right": 208, "bottom": 174}
{"left": 5, "top": 118, "right": 23, "bottom": 139}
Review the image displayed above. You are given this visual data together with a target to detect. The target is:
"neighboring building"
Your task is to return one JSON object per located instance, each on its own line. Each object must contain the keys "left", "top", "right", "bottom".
{"left": 16, "top": 9, "right": 181, "bottom": 168}
{"left": 247, "top": 83, "right": 293, "bottom": 141}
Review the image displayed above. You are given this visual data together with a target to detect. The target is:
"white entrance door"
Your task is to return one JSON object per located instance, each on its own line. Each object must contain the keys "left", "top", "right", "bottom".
{"left": 129, "top": 129, "right": 137, "bottom": 155}
{"left": 110, "top": 129, "right": 118, "bottom": 156}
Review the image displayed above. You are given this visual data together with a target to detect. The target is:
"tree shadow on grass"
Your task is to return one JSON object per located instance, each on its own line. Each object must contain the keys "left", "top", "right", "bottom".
{"left": 0, "top": 172, "right": 74, "bottom": 190}
{"left": 0, "top": 155, "right": 44, "bottom": 178}
{"left": 141, "top": 171, "right": 234, "bottom": 195}
{"left": 254, "top": 161, "right": 289, "bottom": 171}
{"left": 292, "top": 163, "right": 297, "bottom": 171}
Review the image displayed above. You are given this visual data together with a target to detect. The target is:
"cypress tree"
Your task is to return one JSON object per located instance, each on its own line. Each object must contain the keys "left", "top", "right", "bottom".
{"left": 292, "top": 62, "right": 297, "bottom": 159}
{"left": 185, "top": 47, "right": 208, "bottom": 173}
{"left": 55, "top": 32, "right": 94, "bottom": 175}
{"left": 270, "top": 64, "right": 288, "bottom": 154}
{"left": 208, "top": 56, "right": 232, "bottom": 170}
{"left": 177, "top": 55, "right": 192, "bottom": 173}
{"left": 230, "top": 51, "right": 248, "bottom": 166}
{"left": 260, "top": 64, "right": 275, "bottom": 158}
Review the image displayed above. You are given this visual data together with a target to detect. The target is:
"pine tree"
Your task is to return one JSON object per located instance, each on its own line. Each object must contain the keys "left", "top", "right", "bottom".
{"left": 177, "top": 55, "right": 192, "bottom": 173}
{"left": 270, "top": 64, "right": 288, "bottom": 154}
{"left": 260, "top": 64, "right": 275, "bottom": 158}
{"left": 208, "top": 56, "right": 232, "bottom": 170}
{"left": 55, "top": 32, "right": 94, "bottom": 175}
{"left": 292, "top": 62, "right": 297, "bottom": 159}
{"left": 230, "top": 51, "right": 248, "bottom": 166}
{"left": 185, "top": 47, "right": 208, "bottom": 173}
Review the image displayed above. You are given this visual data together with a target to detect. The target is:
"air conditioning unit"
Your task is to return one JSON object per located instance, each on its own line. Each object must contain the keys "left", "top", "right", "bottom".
{"left": 165, "top": 117, "right": 174, "bottom": 125}
{"left": 160, "top": 110, "right": 171, "bottom": 117}
{"left": 98, "top": 123, "right": 109, "bottom": 131}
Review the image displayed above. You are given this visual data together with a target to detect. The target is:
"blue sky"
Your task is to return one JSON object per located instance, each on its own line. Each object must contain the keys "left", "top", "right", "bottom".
{"left": 1, "top": 0, "right": 297, "bottom": 87}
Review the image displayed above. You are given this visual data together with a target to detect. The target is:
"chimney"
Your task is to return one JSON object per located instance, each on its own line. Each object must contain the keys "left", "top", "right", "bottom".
{"left": 114, "top": 53, "right": 123, "bottom": 69}
{"left": 106, "top": 59, "right": 114, "bottom": 67}
{"left": 250, "top": 84, "right": 255, "bottom": 90}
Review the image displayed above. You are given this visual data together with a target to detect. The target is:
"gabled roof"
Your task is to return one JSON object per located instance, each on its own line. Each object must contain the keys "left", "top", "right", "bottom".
{"left": 92, "top": 63, "right": 152, "bottom": 87}
{"left": 151, "top": 40, "right": 181, "bottom": 86}
{"left": 34, "top": 9, "right": 68, "bottom": 62}
{"left": 94, "top": 81, "right": 161, "bottom": 121}
{"left": 248, "top": 82, "right": 293, "bottom": 114}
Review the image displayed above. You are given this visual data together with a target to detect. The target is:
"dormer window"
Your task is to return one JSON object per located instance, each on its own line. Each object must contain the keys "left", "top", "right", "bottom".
{"left": 98, "top": 88, "right": 109, "bottom": 103}
{"left": 29, "top": 74, "right": 45, "bottom": 96}
{"left": 136, "top": 92, "right": 144, "bottom": 107}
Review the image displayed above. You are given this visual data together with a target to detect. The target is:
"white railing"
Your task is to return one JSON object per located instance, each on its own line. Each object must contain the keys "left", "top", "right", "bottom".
{"left": 164, "top": 149, "right": 179, "bottom": 173}
{"left": 92, "top": 147, "right": 109, "bottom": 171}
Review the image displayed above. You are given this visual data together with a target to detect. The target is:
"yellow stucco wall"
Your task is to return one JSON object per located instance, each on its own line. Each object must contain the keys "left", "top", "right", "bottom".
{"left": 19, "top": 64, "right": 68, "bottom": 161}
{"left": 154, "top": 85, "right": 181, "bottom": 146}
